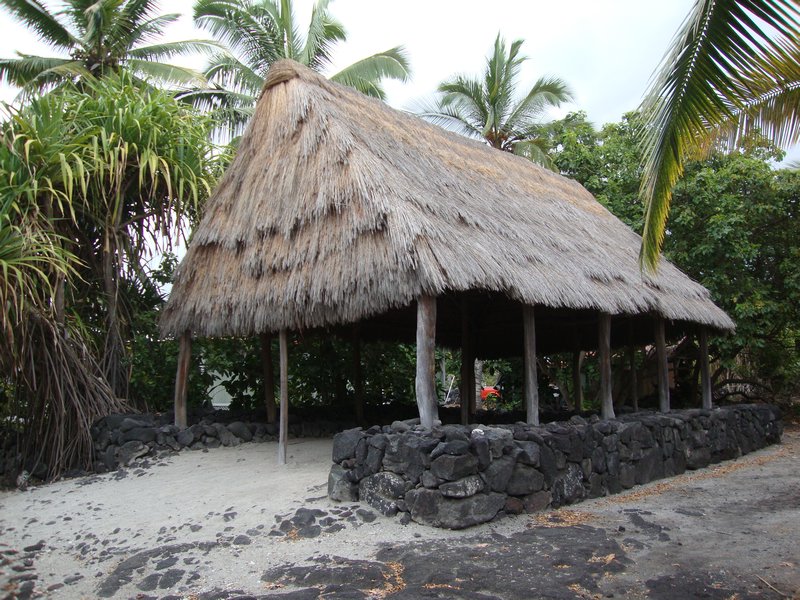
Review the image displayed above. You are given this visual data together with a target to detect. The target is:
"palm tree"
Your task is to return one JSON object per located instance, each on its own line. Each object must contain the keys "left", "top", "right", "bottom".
{"left": 0, "top": 0, "right": 215, "bottom": 94}
{"left": 638, "top": 0, "right": 800, "bottom": 270}
{"left": 187, "top": 0, "right": 411, "bottom": 136}
{"left": 418, "top": 34, "right": 572, "bottom": 169}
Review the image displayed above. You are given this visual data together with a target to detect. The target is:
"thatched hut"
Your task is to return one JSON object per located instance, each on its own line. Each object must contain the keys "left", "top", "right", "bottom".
{"left": 162, "top": 60, "right": 733, "bottom": 462}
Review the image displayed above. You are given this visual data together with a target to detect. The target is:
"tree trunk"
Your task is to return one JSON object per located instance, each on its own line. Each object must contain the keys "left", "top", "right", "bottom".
{"left": 415, "top": 295, "right": 439, "bottom": 428}
{"left": 473, "top": 359, "right": 483, "bottom": 413}
{"left": 174, "top": 331, "right": 191, "bottom": 429}
{"left": 599, "top": 313, "right": 615, "bottom": 420}
{"left": 259, "top": 333, "right": 277, "bottom": 423}
{"left": 523, "top": 305, "right": 539, "bottom": 426}
{"left": 278, "top": 330, "right": 289, "bottom": 465}
{"left": 102, "top": 229, "right": 127, "bottom": 399}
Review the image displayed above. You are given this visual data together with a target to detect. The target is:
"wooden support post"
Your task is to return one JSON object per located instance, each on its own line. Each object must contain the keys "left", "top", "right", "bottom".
{"left": 415, "top": 295, "right": 439, "bottom": 428}
{"left": 599, "top": 313, "right": 615, "bottom": 420}
{"left": 699, "top": 326, "right": 712, "bottom": 410}
{"left": 174, "top": 331, "right": 191, "bottom": 429}
{"left": 259, "top": 333, "right": 277, "bottom": 424}
{"left": 278, "top": 329, "right": 289, "bottom": 465}
{"left": 571, "top": 350, "right": 584, "bottom": 412}
{"left": 655, "top": 317, "right": 670, "bottom": 412}
{"left": 352, "top": 328, "right": 365, "bottom": 424}
{"left": 460, "top": 299, "right": 475, "bottom": 425}
{"left": 523, "top": 305, "right": 539, "bottom": 426}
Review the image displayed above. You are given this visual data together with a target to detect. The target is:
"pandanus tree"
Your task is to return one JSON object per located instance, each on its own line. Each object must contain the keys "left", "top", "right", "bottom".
{"left": 185, "top": 0, "right": 411, "bottom": 136}
{"left": 0, "top": 0, "right": 215, "bottom": 93}
{"left": 418, "top": 34, "right": 573, "bottom": 169}
{"left": 2, "top": 73, "right": 217, "bottom": 401}
{"left": 638, "top": 0, "right": 800, "bottom": 270}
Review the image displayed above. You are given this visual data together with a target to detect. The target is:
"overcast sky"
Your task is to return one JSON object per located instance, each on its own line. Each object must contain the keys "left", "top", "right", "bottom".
{"left": 1, "top": 0, "right": 797, "bottom": 162}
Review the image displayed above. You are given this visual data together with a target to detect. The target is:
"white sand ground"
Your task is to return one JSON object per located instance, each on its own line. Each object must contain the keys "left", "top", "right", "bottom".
{"left": 1, "top": 431, "right": 798, "bottom": 599}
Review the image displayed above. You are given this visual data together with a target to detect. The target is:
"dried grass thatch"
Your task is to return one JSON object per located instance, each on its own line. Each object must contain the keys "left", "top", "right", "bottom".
{"left": 161, "top": 60, "right": 733, "bottom": 342}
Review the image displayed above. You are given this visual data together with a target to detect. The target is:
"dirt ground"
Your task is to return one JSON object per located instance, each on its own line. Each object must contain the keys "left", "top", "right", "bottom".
{"left": 1, "top": 428, "right": 798, "bottom": 599}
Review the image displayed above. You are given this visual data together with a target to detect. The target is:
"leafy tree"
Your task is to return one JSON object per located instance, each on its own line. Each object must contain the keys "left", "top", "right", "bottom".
{"left": 549, "top": 111, "right": 800, "bottom": 399}
{"left": 638, "top": 0, "right": 800, "bottom": 269}
{"left": 418, "top": 34, "right": 572, "bottom": 168}
{"left": 0, "top": 0, "right": 215, "bottom": 94}
{"left": 667, "top": 142, "right": 800, "bottom": 393}
{"left": 550, "top": 111, "right": 644, "bottom": 230}
{"left": 186, "top": 0, "right": 411, "bottom": 136}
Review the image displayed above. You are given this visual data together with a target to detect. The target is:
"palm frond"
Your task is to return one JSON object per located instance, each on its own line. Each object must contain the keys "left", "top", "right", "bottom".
{"left": 108, "top": 0, "right": 160, "bottom": 48}
{"left": 202, "top": 51, "right": 264, "bottom": 96}
{"left": 127, "top": 39, "right": 222, "bottom": 61}
{"left": 0, "top": 55, "right": 91, "bottom": 94}
{"left": 330, "top": 47, "right": 410, "bottom": 98}
{"left": 0, "top": 0, "right": 76, "bottom": 49}
{"left": 512, "top": 138, "right": 556, "bottom": 170}
{"left": 116, "top": 12, "right": 181, "bottom": 49}
{"left": 638, "top": 0, "right": 800, "bottom": 271}
{"left": 414, "top": 97, "right": 485, "bottom": 140}
{"left": 506, "top": 75, "right": 573, "bottom": 127}
{"left": 127, "top": 59, "right": 208, "bottom": 86}
{"left": 302, "top": 0, "right": 345, "bottom": 71}
{"left": 194, "top": 0, "right": 282, "bottom": 73}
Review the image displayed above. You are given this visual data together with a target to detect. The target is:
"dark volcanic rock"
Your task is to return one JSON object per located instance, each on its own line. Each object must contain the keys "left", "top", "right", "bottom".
{"left": 439, "top": 475, "right": 485, "bottom": 498}
{"left": 405, "top": 488, "right": 506, "bottom": 529}
{"left": 118, "top": 441, "right": 148, "bottom": 466}
{"left": 506, "top": 464, "right": 545, "bottom": 496}
{"left": 430, "top": 440, "right": 470, "bottom": 459}
{"left": 176, "top": 428, "right": 195, "bottom": 447}
{"left": 332, "top": 429, "right": 366, "bottom": 463}
{"left": 480, "top": 455, "right": 515, "bottom": 492}
{"left": 469, "top": 435, "right": 491, "bottom": 470}
{"left": 227, "top": 421, "right": 253, "bottom": 442}
{"left": 551, "top": 463, "right": 586, "bottom": 507}
{"left": 382, "top": 434, "right": 439, "bottom": 483}
{"left": 121, "top": 427, "right": 156, "bottom": 444}
{"left": 359, "top": 472, "right": 412, "bottom": 517}
{"left": 328, "top": 464, "right": 358, "bottom": 502}
{"left": 429, "top": 453, "right": 479, "bottom": 481}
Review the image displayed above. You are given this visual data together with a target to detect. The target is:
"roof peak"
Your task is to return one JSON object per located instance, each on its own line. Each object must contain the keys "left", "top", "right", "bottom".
{"left": 263, "top": 59, "right": 322, "bottom": 93}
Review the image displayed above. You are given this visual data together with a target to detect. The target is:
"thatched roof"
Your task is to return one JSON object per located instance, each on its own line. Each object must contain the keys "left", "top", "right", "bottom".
{"left": 161, "top": 59, "right": 733, "bottom": 348}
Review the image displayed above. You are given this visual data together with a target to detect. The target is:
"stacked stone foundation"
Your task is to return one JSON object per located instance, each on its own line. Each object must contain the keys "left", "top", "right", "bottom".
{"left": 328, "top": 405, "right": 782, "bottom": 529}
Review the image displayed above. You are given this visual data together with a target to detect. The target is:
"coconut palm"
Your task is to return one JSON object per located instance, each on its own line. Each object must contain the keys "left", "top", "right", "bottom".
{"left": 186, "top": 0, "right": 411, "bottom": 136}
{"left": 0, "top": 0, "right": 215, "bottom": 94}
{"left": 418, "top": 34, "right": 572, "bottom": 169}
{"left": 639, "top": 0, "right": 800, "bottom": 270}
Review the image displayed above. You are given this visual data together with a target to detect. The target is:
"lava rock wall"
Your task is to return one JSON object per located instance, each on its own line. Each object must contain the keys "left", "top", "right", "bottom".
{"left": 91, "top": 413, "right": 348, "bottom": 473}
{"left": 328, "top": 405, "right": 782, "bottom": 529}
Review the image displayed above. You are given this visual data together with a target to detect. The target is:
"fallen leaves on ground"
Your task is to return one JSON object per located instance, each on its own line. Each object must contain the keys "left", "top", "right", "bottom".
{"left": 527, "top": 509, "right": 597, "bottom": 528}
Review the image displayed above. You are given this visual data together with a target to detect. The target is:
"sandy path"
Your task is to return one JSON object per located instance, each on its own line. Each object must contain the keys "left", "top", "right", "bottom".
{"left": 1, "top": 430, "right": 798, "bottom": 599}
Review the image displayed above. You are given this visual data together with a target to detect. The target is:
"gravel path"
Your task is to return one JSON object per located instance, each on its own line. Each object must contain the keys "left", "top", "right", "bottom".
{"left": 1, "top": 429, "right": 797, "bottom": 599}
